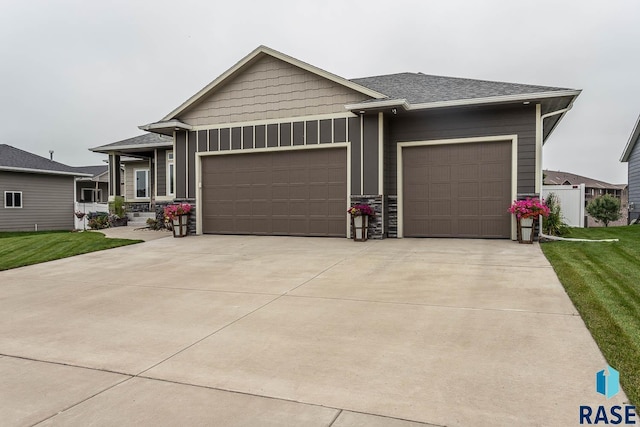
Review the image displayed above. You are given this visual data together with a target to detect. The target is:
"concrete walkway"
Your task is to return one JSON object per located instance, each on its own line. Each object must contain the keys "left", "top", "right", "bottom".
{"left": 0, "top": 236, "right": 628, "bottom": 426}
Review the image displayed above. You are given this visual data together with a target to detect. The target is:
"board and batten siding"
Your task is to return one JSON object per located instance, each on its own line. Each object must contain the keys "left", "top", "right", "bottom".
{"left": 178, "top": 55, "right": 370, "bottom": 126}
{"left": 628, "top": 139, "right": 640, "bottom": 221}
{"left": 0, "top": 171, "right": 75, "bottom": 231}
{"left": 173, "top": 114, "right": 382, "bottom": 200}
{"left": 386, "top": 105, "right": 537, "bottom": 196}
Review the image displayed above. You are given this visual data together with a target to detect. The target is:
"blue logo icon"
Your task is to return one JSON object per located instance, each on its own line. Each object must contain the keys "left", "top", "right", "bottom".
{"left": 596, "top": 365, "right": 620, "bottom": 399}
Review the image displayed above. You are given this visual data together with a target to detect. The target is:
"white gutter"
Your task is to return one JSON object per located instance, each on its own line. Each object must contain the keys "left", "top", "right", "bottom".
{"left": 345, "top": 90, "right": 581, "bottom": 112}
{"left": 0, "top": 166, "right": 92, "bottom": 177}
{"left": 345, "top": 99, "right": 409, "bottom": 111}
{"left": 90, "top": 142, "right": 173, "bottom": 153}
{"left": 138, "top": 120, "right": 193, "bottom": 133}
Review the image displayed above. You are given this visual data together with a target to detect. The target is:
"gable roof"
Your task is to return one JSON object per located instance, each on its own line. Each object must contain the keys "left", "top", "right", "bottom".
{"left": 158, "top": 45, "right": 386, "bottom": 123}
{"left": 139, "top": 46, "right": 579, "bottom": 140}
{"left": 620, "top": 113, "right": 640, "bottom": 162}
{"left": 349, "top": 72, "right": 578, "bottom": 108}
{"left": 72, "top": 165, "right": 108, "bottom": 178}
{"left": 90, "top": 133, "right": 173, "bottom": 154}
{"left": 543, "top": 170, "right": 626, "bottom": 190}
{"left": 0, "top": 144, "right": 91, "bottom": 177}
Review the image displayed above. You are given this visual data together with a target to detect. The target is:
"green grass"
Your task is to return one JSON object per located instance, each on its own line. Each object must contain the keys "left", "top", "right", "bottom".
{"left": 0, "top": 231, "right": 142, "bottom": 271}
{"left": 541, "top": 225, "right": 640, "bottom": 405}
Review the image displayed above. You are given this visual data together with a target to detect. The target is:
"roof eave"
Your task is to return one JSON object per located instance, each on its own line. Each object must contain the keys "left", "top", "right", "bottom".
{"left": 0, "top": 166, "right": 92, "bottom": 177}
{"left": 620, "top": 114, "right": 640, "bottom": 162}
{"left": 345, "top": 99, "right": 409, "bottom": 111}
{"left": 90, "top": 142, "right": 173, "bottom": 154}
{"left": 160, "top": 45, "right": 387, "bottom": 122}
{"left": 344, "top": 90, "right": 581, "bottom": 113}
{"left": 409, "top": 90, "right": 581, "bottom": 111}
{"left": 138, "top": 119, "right": 192, "bottom": 133}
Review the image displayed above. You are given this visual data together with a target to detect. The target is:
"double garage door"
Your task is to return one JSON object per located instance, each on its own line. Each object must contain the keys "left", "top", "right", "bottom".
{"left": 402, "top": 141, "right": 512, "bottom": 238}
{"left": 201, "top": 148, "right": 347, "bottom": 237}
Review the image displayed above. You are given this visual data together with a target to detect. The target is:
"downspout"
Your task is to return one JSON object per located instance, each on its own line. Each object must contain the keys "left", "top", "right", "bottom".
{"left": 538, "top": 104, "right": 574, "bottom": 193}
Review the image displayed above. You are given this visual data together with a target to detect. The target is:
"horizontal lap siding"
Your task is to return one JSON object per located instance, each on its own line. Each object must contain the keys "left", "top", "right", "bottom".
{"left": 125, "top": 161, "right": 150, "bottom": 201}
{"left": 629, "top": 141, "right": 640, "bottom": 215}
{"left": 387, "top": 105, "right": 536, "bottom": 195}
{"left": 0, "top": 172, "right": 74, "bottom": 231}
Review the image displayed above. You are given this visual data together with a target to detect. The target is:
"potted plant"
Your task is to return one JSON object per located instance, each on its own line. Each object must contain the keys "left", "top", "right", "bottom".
{"left": 164, "top": 203, "right": 192, "bottom": 238}
{"left": 508, "top": 198, "right": 550, "bottom": 243}
{"left": 347, "top": 204, "right": 374, "bottom": 242}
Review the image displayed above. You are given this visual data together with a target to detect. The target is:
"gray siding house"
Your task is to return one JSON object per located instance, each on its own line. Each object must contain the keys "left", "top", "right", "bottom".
{"left": 621, "top": 114, "right": 640, "bottom": 223}
{"left": 0, "top": 144, "right": 91, "bottom": 231}
{"left": 94, "top": 46, "right": 580, "bottom": 239}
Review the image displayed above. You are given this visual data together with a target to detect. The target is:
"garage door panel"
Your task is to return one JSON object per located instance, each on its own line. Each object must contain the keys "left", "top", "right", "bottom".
{"left": 202, "top": 148, "right": 346, "bottom": 237}
{"left": 403, "top": 141, "right": 511, "bottom": 238}
{"left": 459, "top": 182, "right": 479, "bottom": 198}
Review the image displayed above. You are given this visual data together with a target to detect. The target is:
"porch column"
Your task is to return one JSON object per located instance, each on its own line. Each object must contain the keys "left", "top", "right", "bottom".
{"left": 108, "top": 152, "right": 122, "bottom": 201}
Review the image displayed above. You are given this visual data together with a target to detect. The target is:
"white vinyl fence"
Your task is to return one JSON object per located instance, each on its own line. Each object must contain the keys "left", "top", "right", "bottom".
{"left": 541, "top": 184, "right": 585, "bottom": 228}
{"left": 74, "top": 202, "right": 108, "bottom": 230}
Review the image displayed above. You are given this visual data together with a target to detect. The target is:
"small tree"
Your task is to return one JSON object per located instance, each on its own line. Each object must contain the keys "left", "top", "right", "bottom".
{"left": 586, "top": 194, "right": 621, "bottom": 227}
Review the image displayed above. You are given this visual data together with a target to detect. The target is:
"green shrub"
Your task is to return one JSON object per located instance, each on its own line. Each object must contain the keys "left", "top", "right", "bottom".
{"left": 586, "top": 194, "right": 622, "bottom": 227}
{"left": 542, "top": 193, "right": 568, "bottom": 236}
{"left": 87, "top": 212, "right": 110, "bottom": 230}
{"left": 109, "top": 196, "right": 126, "bottom": 218}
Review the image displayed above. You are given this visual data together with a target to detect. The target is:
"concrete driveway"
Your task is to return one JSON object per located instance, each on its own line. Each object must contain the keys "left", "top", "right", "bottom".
{"left": 0, "top": 235, "right": 627, "bottom": 426}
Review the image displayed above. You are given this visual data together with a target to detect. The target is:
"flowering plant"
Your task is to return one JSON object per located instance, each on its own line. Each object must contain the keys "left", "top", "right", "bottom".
{"left": 508, "top": 198, "right": 550, "bottom": 219}
{"left": 347, "top": 204, "right": 374, "bottom": 217}
{"left": 164, "top": 203, "right": 192, "bottom": 221}
{"left": 74, "top": 211, "right": 87, "bottom": 219}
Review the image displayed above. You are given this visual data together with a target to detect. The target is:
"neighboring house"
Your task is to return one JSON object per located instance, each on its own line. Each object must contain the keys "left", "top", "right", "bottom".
{"left": 90, "top": 134, "right": 173, "bottom": 212}
{"left": 73, "top": 165, "right": 109, "bottom": 204}
{"left": 621, "top": 114, "right": 640, "bottom": 223}
{"left": 544, "top": 170, "right": 628, "bottom": 227}
{"left": 0, "top": 144, "right": 91, "bottom": 231}
{"left": 93, "top": 45, "right": 580, "bottom": 239}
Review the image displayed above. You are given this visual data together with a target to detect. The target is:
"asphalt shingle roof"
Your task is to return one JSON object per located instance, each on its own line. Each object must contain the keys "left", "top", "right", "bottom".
{"left": 350, "top": 72, "right": 571, "bottom": 104}
{"left": 543, "top": 170, "right": 626, "bottom": 189}
{"left": 92, "top": 133, "right": 172, "bottom": 151}
{"left": 72, "top": 165, "right": 108, "bottom": 177}
{"left": 0, "top": 144, "right": 88, "bottom": 175}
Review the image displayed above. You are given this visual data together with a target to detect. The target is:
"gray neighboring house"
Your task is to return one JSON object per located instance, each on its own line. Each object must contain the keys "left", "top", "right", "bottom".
{"left": 621, "top": 114, "right": 640, "bottom": 223}
{"left": 0, "top": 144, "right": 91, "bottom": 231}
{"left": 94, "top": 45, "right": 581, "bottom": 239}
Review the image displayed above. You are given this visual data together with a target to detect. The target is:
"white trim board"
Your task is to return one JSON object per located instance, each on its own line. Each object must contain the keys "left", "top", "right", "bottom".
{"left": 396, "top": 135, "right": 518, "bottom": 240}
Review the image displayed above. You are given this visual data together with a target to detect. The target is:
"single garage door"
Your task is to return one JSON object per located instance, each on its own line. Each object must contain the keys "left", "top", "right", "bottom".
{"left": 402, "top": 141, "right": 512, "bottom": 238}
{"left": 201, "top": 148, "right": 347, "bottom": 236}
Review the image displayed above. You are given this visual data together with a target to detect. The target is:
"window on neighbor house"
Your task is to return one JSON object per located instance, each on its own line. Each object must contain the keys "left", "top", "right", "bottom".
{"left": 167, "top": 151, "right": 174, "bottom": 196}
{"left": 4, "top": 191, "right": 22, "bottom": 208}
{"left": 135, "top": 169, "right": 149, "bottom": 198}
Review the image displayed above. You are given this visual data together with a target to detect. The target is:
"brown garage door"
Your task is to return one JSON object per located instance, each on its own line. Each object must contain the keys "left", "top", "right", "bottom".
{"left": 201, "top": 148, "right": 347, "bottom": 236}
{"left": 402, "top": 141, "right": 512, "bottom": 238}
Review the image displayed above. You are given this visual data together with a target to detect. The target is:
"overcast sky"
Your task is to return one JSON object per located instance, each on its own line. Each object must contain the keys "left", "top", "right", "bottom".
{"left": 1, "top": 0, "right": 638, "bottom": 184}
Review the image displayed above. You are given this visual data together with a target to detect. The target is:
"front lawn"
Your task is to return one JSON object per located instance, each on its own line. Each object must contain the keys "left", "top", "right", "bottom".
{"left": 0, "top": 231, "right": 142, "bottom": 271}
{"left": 541, "top": 226, "right": 640, "bottom": 405}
